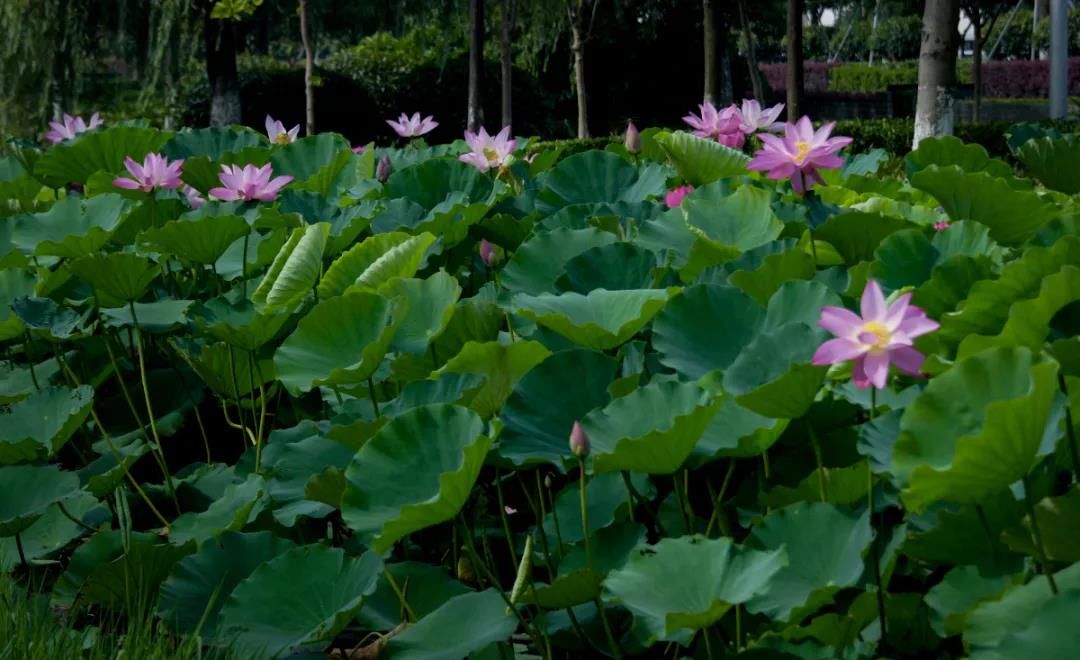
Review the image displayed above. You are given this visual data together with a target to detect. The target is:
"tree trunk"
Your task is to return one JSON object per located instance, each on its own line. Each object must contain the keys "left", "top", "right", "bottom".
{"left": 720, "top": 33, "right": 734, "bottom": 105}
{"left": 570, "top": 8, "right": 589, "bottom": 138}
{"left": 703, "top": 0, "right": 717, "bottom": 104}
{"left": 972, "top": 7, "right": 982, "bottom": 122}
{"left": 737, "top": 0, "right": 766, "bottom": 101}
{"left": 786, "top": 0, "right": 804, "bottom": 119}
{"left": 913, "top": 0, "right": 960, "bottom": 148}
{"left": 468, "top": 0, "right": 485, "bottom": 132}
{"left": 299, "top": 0, "right": 315, "bottom": 135}
{"left": 500, "top": 0, "right": 513, "bottom": 127}
{"left": 204, "top": 8, "right": 242, "bottom": 126}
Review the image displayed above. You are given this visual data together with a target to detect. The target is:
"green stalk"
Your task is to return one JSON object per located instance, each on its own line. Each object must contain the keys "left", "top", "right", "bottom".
{"left": 1022, "top": 475, "right": 1059, "bottom": 595}
{"left": 808, "top": 424, "right": 828, "bottom": 502}
{"left": 368, "top": 376, "right": 381, "bottom": 418}
{"left": 868, "top": 386, "right": 887, "bottom": 650}
{"left": 1057, "top": 374, "right": 1080, "bottom": 481}
{"left": 383, "top": 569, "right": 418, "bottom": 622}
{"left": 494, "top": 469, "right": 517, "bottom": 566}
{"left": 578, "top": 457, "right": 592, "bottom": 572}
{"left": 23, "top": 332, "right": 40, "bottom": 391}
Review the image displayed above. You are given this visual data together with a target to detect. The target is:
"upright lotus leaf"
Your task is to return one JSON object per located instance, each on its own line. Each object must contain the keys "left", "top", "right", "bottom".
{"left": 251, "top": 222, "right": 329, "bottom": 311}
{"left": 101, "top": 300, "right": 194, "bottom": 332}
{"left": 0, "top": 357, "right": 62, "bottom": 403}
{"left": 157, "top": 531, "right": 296, "bottom": 638}
{"left": 34, "top": 126, "right": 171, "bottom": 185}
{"left": 957, "top": 266, "right": 1080, "bottom": 359}
{"left": 763, "top": 463, "right": 872, "bottom": 509}
{"left": 0, "top": 493, "right": 106, "bottom": 571}
{"left": 137, "top": 214, "right": 251, "bottom": 266}
{"left": 266, "top": 435, "right": 357, "bottom": 525}
{"left": 67, "top": 253, "right": 159, "bottom": 307}
{"left": 871, "top": 229, "right": 939, "bottom": 290}
{"left": 556, "top": 242, "right": 658, "bottom": 293}
{"left": 510, "top": 288, "right": 676, "bottom": 350}
{"left": 0, "top": 268, "right": 36, "bottom": 340}
{"left": 940, "top": 237, "right": 1080, "bottom": 344}
{"left": 656, "top": 130, "right": 751, "bottom": 186}
{"left": 911, "top": 166, "right": 1058, "bottom": 245}
{"left": 1015, "top": 135, "right": 1080, "bottom": 194}
{"left": 80, "top": 441, "right": 150, "bottom": 498}
{"left": 523, "top": 523, "right": 645, "bottom": 608}
{"left": 905, "top": 136, "right": 1014, "bottom": 179}
{"left": 358, "top": 561, "right": 472, "bottom": 631}
{"left": 914, "top": 255, "right": 997, "bottom": 321}
{"left": 604, "top": 535, "right": 787, "bottom": 644}
{"left": 342, "top": 404, "right": 491, "bottom": 552}
{"left": 813, "top": 212, "right": 913, "bottom": 266}
{"left": 273, "top": 290, "right": 398, "bottom": 393}
{"left": 498, "top": 348, "right": 617, "bottom": 467}
{"left": 652, "top": 284, "right": 765, "bottom": 379}
{"left": 690, "top": 383, "right": 789, "bottom": 463}
{"left": 542, "top": 472, "right": 650, "bottom": 549}
{"left": 318, "top": 231, "right": 437, "bottom": 299}
{"left": 160, "top": 126, "right": 265, "bottom": 160}
{"left": 12, "top": 194, "right": 130, "bottom": 258}
{"left": 215, "top": 226, "right": 286, "bottom": 281}
{"left": 924, "top": 565, "right": 1012, "bottom": 638}
{"left": 963, "top": 562, "right": 1080, "bottom": 652}
{"left": 405, "top": 194, "right": 489, "bottom": 248}
{"left": 0, "top": 386, "right": 93, "bottom": 464}
{"left": 0, "top": 464, "right": 81, "bottom": 536}
{"left": 931, "top": 220, "right": 999, "bottom": 262}
{"left": 893, "top": 347, "right": 1059, "bottom": 512}
{"left": 971, "top": 589, "right": 1080, "bottom": 659}
{"left": 1002, "top": 486, "right": 1080, "bottom": 562}
{"left": 384, "top": 589, "right": 518, "bottom": 660}
{"left": 437, "top": 339, "right": 551, "bottom": 418}
{"left": 383, "top": 272, "right": 461, "bottom": 354}
{"left": 13, "top": 297, "right": 84, "bottom": 340}
{"left": 0, "top": 157, "right": 44, "bottom": 216}
{"left": 290, "top": 147, "right": 357, "bottom": 197}
{"left": 746, "top": 503, "right": 873, "bottom": 622}
{"left": 499, "top": 227, "right": 617, "bottom": 295}
{"left": 537, "top": 150, "right": 661, "bottom": 211}
{"left": 901, "top": 489, "right": 1023, "bottom": 566}
{"left": 218, "top": 545, "right": 382, "bottom": 658}
{"left": 385, "top": 158, "right": 494, "bottom": 210}
{"left": 679, "top": 185, "right": 784, "bottom": 277}
{"left": 582, "top": 380, "right": 720, "bottom": 474}
{"left": 189, "top": 297, "right": 290, "bottom": 350}
{"left": 380, "top": 373, "right": 484, "bottom": 420}
{"left": 167, "top": 474, "right": 267, "bottom": 546}
{"left": 269, "top": 133, "right": 351, "bottom": 182}
{"left": 726, "top": 245, "right": 816, "bottom": 305}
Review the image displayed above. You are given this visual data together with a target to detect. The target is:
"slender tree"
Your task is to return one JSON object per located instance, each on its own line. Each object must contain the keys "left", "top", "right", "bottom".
{"left": 299, "top": 0, "right": 314, "bottom": 134}
{"left": 567, "top": 0, "right": 601, "bottom": 138}
{"left": 703, "top": 0, "right": 717, "bottom": 104}
{"left": 468, "top": 0, "right": 485, "bottom": 132}
{"left": 913, "top": 0, "right": 961, "bottom": 147}
{"left": 204, "top": 1, "right": 242, "bottom": 126}
{"left": 786, "top": 0, "right": 804, "bottom": 119}
{"left": 963, "top": 1, "right": 1012, "bottom": 121}
{"left": 501, "top": 0, "right": 515, "bottom": 127}
{"left": 737, "top": 0, "right": 766, "bottom": 101}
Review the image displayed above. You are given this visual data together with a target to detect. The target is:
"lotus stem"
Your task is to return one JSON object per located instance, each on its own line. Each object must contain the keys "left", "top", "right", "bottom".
{"left": 594, "top": 595, "right": 623, "bottom": 660}
{"left": 620, "top": 471, "right": 635, "bottom": 522}
{"left": 57, "top": 501, "right": 97, "bottom": 532}
{"left": 14, "top": 533, "right": 28, "bottom": 571}
{"left": 368, "top": 376, "right": 381, "bottom": 418}
{"left": 495, "top": 469, "right": 517, "bottom": 566}
{"left": 705, "top": 461, "right": 736, "bottom": 538}
{"left": 808, "top": 424, "right": 828, "bottom": 502}
{"left": 1022, "top": 475, "right": 1059, "bottom": 595}
{"left": 23, "top": 332, "right": 40, "bottom": 391}
{"left": 382, "top": 569, "right": 418, "bottom": 623}
{"left": 578, "top": 457, "right": 592, "bottom": 572}
{"left": 868, "top": 451, "right": 888, "bottom": 650}
{"left": 700, "top": 627, "right": 714, "bottom": 660}
{"left": 241, "top": 232, "right": 250, "bottom": 298}
{"left": 1057, "top": 374, "right": 1080, "bottom": 482}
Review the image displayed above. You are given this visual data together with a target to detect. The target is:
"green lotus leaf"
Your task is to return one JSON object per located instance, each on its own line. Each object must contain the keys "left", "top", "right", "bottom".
{"left": 67, "top": 252, "right": 159, "bottom": 307}
{"left": 381, "top": 272, "right": 460, "bottom": 355}
{"left": 1006, "top": 122, "right": 1064, "bottom": 153}
{"left": 679, "top": 184, "right": 785, "bottom": 278}
{"left": 511, "top": 288, "right": 676, "bottom": 351}
{"left": 746, "top": 503, "right": 873, "bottom": 622}
{"left": 263, "top": 433, "right": 355, "bottom": 526}
{"left": 269, "top": 133, "right": 351, "bottom": 182}
{"left": 342, "top": 404, "right": 490, "bottom": 552}
{"left": 871, "top": 228, "right": 938, "bottom": 289}
{"left": 251, "top": 222, "right": 329, "bottom": 311}
{"left": 138, "top": 214, "right": 250, "bottom": 266}
{"left": 964, "top": 562, "right": 1080, "bottom": 652}
{"left": 971, "top": 588, "right": 1080, "bottom": 659}
{"left": 0, "top": 357, "right": 63, "bottom": 403}
{"left": 215, "top": 226, "right": 287, "bottom": 281}
{"left": 656, "top": 130, "right": 751, "bottom": 186}
{"left": 13, "top": 297, "right": 84, "bottom": 340}
{"left": 723, "top": 325, "right": 828, "bottom": 418}
{"left": 604, "top": 535, "right": 787, "bottom": 643}
{"left": 0, "top": 269, "right": 35, "bottom": 341}
{"left": 172, "top": 338, "right": 275, "bottom": 399}
{"left": 168, "top": 474, "right": 267, "bottom": 546}
{"left": 582, "top": 380, "right": 720, "bottom": 474}
{"left": 12, "top": 194, "right": 130, "bottom": 258}
{"left": 555, "top": 242, "right": 658, "bottom": 293}
{"left": 101, "top": 299, "right": 194, "bottom": 332}
{"left": 652, "top": 284, "right": 765, "bottom": 379}
{"left": 522, "top": 523, "right": 644, "bottom": 608}
{"left": 911, "top": 166, "right": 1057, "bottom": 245}
{"left": 541, "top": 472, "right": 650, "bottom": 548}
{"left": 924, "top": 565, "right": 1012, "bottom": 638}
{"left": 0, "top": 493, "right": 106, "bottom": 571}
{"left": 289, "top": 146, "right": 357, "bottom": 197}
{"left": 892, "top": 347, "right": 1059, "bottom": 512}
{"left": 727, "top": 246, "right": 816, "bottom": 305}
{"left": 218, "top": 545, "right": 382, "bottom": 658}
{"left": 381, "top": 373, "right": 485, "bottom": 420}
{"left": 161, "top": 126, "right": 266, "bottom": 160}
{"left": 500, "top": 227, "right": 618, "bottom": 295}
{"left": 905, "top": 136, "right": 1014, "bottom": 179}
{"left": 157, "top": 530, "right": 296, "bottom": 638}
{"left": 79, "top": 440, "right": 150, "bottom": 498}
{"left": 34, "top": 126, "right": 171, "bottom": 185}
{"left": 814, "top": 212, "right": 913, "bottom": 266}
{"left": 913, "top": 255, "right": 997, "bottom": 321}
{"left": 0, "top": 386, "right": 93, "bottom": 464}
{"left": 1002, "top": 485, "right": 1080, "bottom": 562}
{"left": 317, "top": 231, "right": 436, "bottom": 299}
{"left": 0, "top": 464, "right": 81, "bottom": 536}
{"left": 900, "top": 489, "right": 1023, "bottom": 566}
{"left": 273, "top": 290, "right": 399, "bottom": 393}
{"left": 498, "top": 349, "right": 617, "bottom": 467}
{"left": 537, "top": 150, "right": 664, "bottom": 211}
{"left": 690, "top": 387, "right": 789, "bottom": 463}
{"left": 437, "top": 339, "right": 551, "bottom": 418}
{"left": 386, "top": 157, "right": 494, "bottom": 210}
{"left": 0, "top": 157, "right": 44, "bottom": 216}
{"left": 358, "top": 561, "right": 472, "bottom": 630}
{"left": 189, "top": 297, "right": 290, "bottom": 350}
{"left": 384, "top": 589, "right": 517, "bottom": 660}
{"left": 1015, "top": 135, "right": 1080, "bottom": 194}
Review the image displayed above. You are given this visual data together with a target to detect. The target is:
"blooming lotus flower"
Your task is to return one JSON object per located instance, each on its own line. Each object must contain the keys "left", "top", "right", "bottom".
{"left": 208, "top": 163, "right": 293, "bottom": 202}
{"left": 386, "top": 112, "right": 438, "bottom": 138}
{"left": 265, "top": 115, "right": 300, "bottom": 144}
{"left": 459, "top": 126, "right": 517, "bottom": 173}
{"left": 569, "top": 420, "right": 590, "bottom": 457}
{"left": 479, "top": 239, "right": 499, "bottom": 267}
{"left": 738, "top": 99, "right": 785, "bottom": 133}
{"left": 683, "top": 102, "right": 745, "bottom": 148}
{"left": 934, "top": 220, "right": 951, "bottom": 231}
{"left": 113, "top": 153, "right": 184, "bottom": 192}
{"left": 747, "top": 116, "right": 852, "bottom": 194}
{"left": 352, "top": 144, "right": 366, "bottom": 154}
{"left": 664, "top": 185, "right": 694, "bottom": 208}
{"left": 625, "top": 120, "right": 641, "bottom": 154}
{"left": 811, "top": 280, "right": 939, "bottom": 389}
{"left": 182, "top": 185, "right": 206, "bottom": 209}
{"left": 46, "top": 112, "right": 103, "bottom": 144}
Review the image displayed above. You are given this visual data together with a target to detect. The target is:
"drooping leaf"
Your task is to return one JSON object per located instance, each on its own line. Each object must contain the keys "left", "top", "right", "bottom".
{"left": 511, "top": 288, "right": 676, "bottom": 350}
{"left": 67, "top": 253, "right": 159, "bottom": 306}
{"left": 318, "top": 231, "right": 436, "bottom": 299}
{"left": 12, "top": 194, "right": 130, "bottom": 258}
{"left": 251, "top": 222, "right": 329, "bottom": 311}
{"left": 0, "top": 464, "right": 82, "bottom": 536}
{"left": 0, "top": 386, "right": 93, "bottom": 464}
{"left": 656, "top": 131, "right": 751, "bottom": 186}
{"left": 138, "top": 215, "right": 251, "bottom": 266}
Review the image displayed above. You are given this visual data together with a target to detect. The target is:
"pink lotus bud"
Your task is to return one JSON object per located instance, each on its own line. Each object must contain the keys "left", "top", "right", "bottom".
{"left": 934, "top": 220, "right": 950, "bottom": 231}
{"left": 569, "top": 420, "right": 590, "bottom": 458}
{"left": 479, "top": 239, "right": 499, "bottom": 267}
{"left": 625, "top": 121, "right": 641, "bottom": 154}
{"left": 376, "top": 155, "right": 392, "bottom": 183}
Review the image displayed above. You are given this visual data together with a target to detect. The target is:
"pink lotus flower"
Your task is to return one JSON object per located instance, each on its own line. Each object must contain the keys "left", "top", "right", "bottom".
{"left": 352, "top": 144, "right": 366, "bottom": 154}
{"left": 683, "top": 102, "right": 745, "bottom": 148}
{"left": 664, "top": 185, "right": 694, "bottom": 208}
{"left": 46, "top": 112, "right": 103, "bottom": 144}
{"left": 209, "top": 164, "right": 293, "bottom": 202}
{"left": 747, "top": 116, "right": 852, "bottom": 194}
{"left": 459, "top": 126, "right": 517, "bottom": 173}
{"left": 182, "top": 185, "right": 206, "bottom": 209}
{"left": 113, "top": 153, "right": 184, "bottom": 192}
{"left": 811, "top": 280, "right": 939, "bottom": 389}
{"left": 934, "top": 220, "right": 951, "bottom": 231}
{"left": 265, "top": 115, "right": 300, "bottom": 144}
{"left": 738, "top": 99, "right": 785, "bottom": 134}
{"left": 386, "top": 112, "right": 438, "bottom": 138}
{"left": 479, "top": 239, "right": 499, "bottom": 267}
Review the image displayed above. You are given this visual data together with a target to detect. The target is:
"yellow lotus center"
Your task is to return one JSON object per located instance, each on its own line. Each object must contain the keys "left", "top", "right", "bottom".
{"left": 793, "top": 140, "right": 812, "bottom": 164}
{"left": 273, "top": 133, "right": 292, "bottom": 145}
{"left": 483, "top": 147, "right": 501, "bottom": 163}
{"left": 861, "top": 321, "right": 891, "bottom": 351}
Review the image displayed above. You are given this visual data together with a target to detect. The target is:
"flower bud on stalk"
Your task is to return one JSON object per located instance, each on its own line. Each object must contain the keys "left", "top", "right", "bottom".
{"left": 376, "top": 155, "right": 392, "bottom": 183}
{"left": 569, "top": 420, "right": 590, "bottom": 458}
{"left": 625, "top": 120, "right": 641, "bottom": 154}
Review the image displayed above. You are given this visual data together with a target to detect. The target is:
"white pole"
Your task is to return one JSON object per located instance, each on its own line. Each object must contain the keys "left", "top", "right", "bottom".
{"left": 1050, "top": 0, "right": 1068, "bottom": 117}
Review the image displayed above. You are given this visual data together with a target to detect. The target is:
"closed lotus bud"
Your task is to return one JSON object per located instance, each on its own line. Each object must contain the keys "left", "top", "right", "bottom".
{"left": 625, "top": 120, "right": 641, "bottom": 154}
{"left": 376, "top": 154, "right": 392, "bottom": 183}
{"left": 569, "top": 420, "right": 590, "bottom": 457}
{"left": 479, "top": 239, "right": 499, "bottom": 267}
{"left": 456, "top": 552, "right": 475, "bottom": 584}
